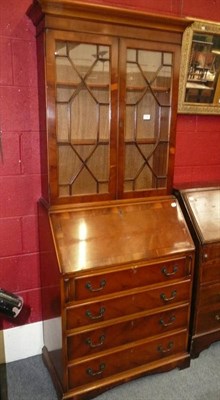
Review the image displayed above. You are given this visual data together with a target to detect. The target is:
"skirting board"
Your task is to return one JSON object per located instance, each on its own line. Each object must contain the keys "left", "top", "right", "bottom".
{"left": 1, "top": 321, "right": 43, "bottom": 364}
{"left": 0, "top": 318, "right": 61, "bottom": 364}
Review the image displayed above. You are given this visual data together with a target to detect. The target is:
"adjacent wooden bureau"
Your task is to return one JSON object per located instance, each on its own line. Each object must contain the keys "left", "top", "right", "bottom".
{"left": 38, "top": 196, "right": 195, "bottom": 400}
{"left": 175, "top": 187, "right": 220, "bottom": 358}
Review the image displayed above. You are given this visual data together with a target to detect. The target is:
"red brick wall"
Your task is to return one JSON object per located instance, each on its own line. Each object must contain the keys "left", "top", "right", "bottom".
{"left": 0, "top": 0, "right": 220, "bottom": 330}
{"left": 0, "top": 0, "right": 41, "bottom": 329}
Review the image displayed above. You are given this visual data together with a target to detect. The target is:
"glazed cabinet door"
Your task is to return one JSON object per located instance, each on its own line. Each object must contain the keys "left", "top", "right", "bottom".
{"left": 45, "top": 30, "right": 119, "bottom": 204}
{"left": 118, "top": 38, "right": 180, "bottom": 198}
{"left": 45, "top": 30, "right": 180, "bottom": 204}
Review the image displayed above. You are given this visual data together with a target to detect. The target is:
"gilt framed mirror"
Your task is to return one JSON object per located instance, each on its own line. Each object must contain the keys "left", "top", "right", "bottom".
{"left": 178, "top": 20, "right": 220, "bottom": 114}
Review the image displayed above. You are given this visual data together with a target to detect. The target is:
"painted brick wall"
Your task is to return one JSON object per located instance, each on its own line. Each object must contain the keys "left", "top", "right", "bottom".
{"left": 0, "top": 0, "right": 41, "bottom": 329}
{"left": 0, "top": 0, "right": 220, "bottom": 331}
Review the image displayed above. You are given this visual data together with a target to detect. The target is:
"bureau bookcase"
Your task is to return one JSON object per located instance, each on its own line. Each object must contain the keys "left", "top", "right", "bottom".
{"left": 27, "top": 1, "right": 194, "bottom": 399}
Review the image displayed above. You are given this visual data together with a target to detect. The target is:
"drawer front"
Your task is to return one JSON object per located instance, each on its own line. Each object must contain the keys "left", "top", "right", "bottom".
{"left": 196, "top": 303, "right": 220, "bottom": 334}
{"left": 65, "top": 256, "right": 192, "bottom": 301}
{"left": 66, "top": 305, "right": 189, "bottom": 360}
{"left": 201, "top": 258, "right": 220, "bottom": 284}
{"left": 199, "top": 282, "right": 220, "bottom": 307}
{"left": 202, "top": 243, "right": 220, "bottom": 263}
{"left": 66, "top": 280, "right": 191, "bottom": 330}
{"left": 67, "top": 330, "right": 188, "bottom": 389}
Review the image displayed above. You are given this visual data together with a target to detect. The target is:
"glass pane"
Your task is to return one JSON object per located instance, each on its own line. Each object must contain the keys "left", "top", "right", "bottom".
{"left": 56, "top": 57, "right": 80, "bottom": 84}
{"left": 55, "top": 40, "right": 111, "bottom": 198}
{"left": 124, "top": 142, "right": 168, "bottom": 191}
{"left": 56, "top": 86, "right": 75, "bottom": 102}
{"left": 160, "top": 107, "right": 170, "bottom": 141}
{"left": 99, "top": 105, "right": 110, "bottom": 140}
{"left": 152, "top": 142, "right": 168, "bottom": 186}
{"left": 136, "top": 93, "right": 159, "bottom": 140}
{"left": 55, "top": 41, "right": 67, "bottom": 56}
{"left": 152, "top": 65, "right": 172, "bottom": 105}
{"left": 124, "top": 144, "right": 154, "bottom": 190}
{"left": 72, "top": 168, "right": 97, "bottom": 195}
{"left": 87, "top": 145, "right": 109, "bottom": 182}
{"left": 70, "top": 90, "right": 98, "bottom": 141}
{"left": 126, "top": 62, "right": 146, "bottom": 89}
{"left": 124, "top": 47, "right": 172, "bottom": 192}
{"left": 57, "top": 103, "right": 69, "bottom": 141}
{"left": 68, "top": 43, "right": 110, "bottom": 84}
{"left": 125, "top": 105, "right": 136, "bottom": 140}
{"left": 58, "top": 145, "right": 76, "bottom": 185}
{"left": 163, "top": 52, "right": 172, "bottom": 65}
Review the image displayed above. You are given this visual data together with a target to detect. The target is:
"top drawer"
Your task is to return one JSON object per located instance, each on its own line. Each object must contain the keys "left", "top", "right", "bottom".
{"left": 202, "top": 243, "right": 220, "bottom": 263}
{"left": 64, "top": 255, "right": 193, "bottom": 302}
{"left": 201, "top": 244, "right": 220, "bottom": 284}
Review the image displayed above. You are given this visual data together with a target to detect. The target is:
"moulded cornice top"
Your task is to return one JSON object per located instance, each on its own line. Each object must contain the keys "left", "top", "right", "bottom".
{"left": 27, "top": 0, "right": 190, "bottom": 32}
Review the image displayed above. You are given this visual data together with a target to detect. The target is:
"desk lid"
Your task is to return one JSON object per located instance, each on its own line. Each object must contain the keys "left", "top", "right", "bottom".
{"left": 179, "top": 187, "right": 220, "bottom": 244}
{"left": 49, "top": 197, "right": 194, "bottom": 274}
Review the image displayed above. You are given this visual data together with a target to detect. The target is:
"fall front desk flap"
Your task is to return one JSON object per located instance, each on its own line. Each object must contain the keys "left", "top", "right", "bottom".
{"left": 49, "top": 196, "right": 195, "bottom": 274}
{"left": 179, "top": 187, "right": 220, "bottom": 244}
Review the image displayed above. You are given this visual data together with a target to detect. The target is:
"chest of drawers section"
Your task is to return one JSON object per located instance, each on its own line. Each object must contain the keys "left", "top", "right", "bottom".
{"left": 175, "top": 187, "right": 220, "bottom": 358}
{"left": 62, "top": 255, "right": 194, "bottom": 396}
{"left": 44, "top": 197, "right": 195, "bottom": 399}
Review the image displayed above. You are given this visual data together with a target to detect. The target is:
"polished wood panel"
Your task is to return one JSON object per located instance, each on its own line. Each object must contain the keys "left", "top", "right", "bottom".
{"left": 66, "top": 280, "right": 191, "bottom": 329}
{"left": 196, "top": 304, "right": 220, "bottom": 334}
{"left": 49, "top": 197, "right": 194, "bottom": 274}
{"left": 66, "top": 305, "right": 189, "bottom": 359}
{"left": 181, "top": 188, "right": 220, "bottom": 243}
{"left": 201, "top": 254, "right": 220, "bottom": 283}
{"left": 67, "top": 330, "right": 188, "bottom": 389}
{"left": 175, "top": 187, "right": 220, "bottom": 358}
{"left": 71, "top": 256, "right": 191, "bottom": 301}
{"left": 27, "top": 0, "right": 189, "bottom": 33}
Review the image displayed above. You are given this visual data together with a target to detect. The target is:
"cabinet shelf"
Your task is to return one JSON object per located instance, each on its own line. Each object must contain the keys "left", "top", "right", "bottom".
{"left": 125, "top": 138, "right": 168, "bottom": 144}
{"left": 186, "top": 82, "right": 214, "bottom": 90}
{"left": 57, "top": 139, "right": 109, "bottom": 145}
{"left": 56, "top": 82, "right": 170, "bottom": 93}
{"left": 192, "top": 39, "right": 213, "bottom": 46}
{"left": 127, "top": 85, "right": 170, "bottom": 93}
{"left": 56, "top": 81, "right": 110, "bottom": 90}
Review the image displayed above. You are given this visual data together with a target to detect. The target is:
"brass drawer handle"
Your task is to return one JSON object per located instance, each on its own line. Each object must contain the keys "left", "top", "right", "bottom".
{"left": 85, "top": 279, "right": 106, "bottom": 292}
{"left": 215, "top": 314, "right": 220, "bottom": 321}
{"left": 160, "top": 290, "right": 177, "bottom": 302}
{"left": 86, "top": 307, "right": 105, "bottom": 320}
{"left": 87, "top": 363, "right": 105, "bottom": 377}
{"left": 157, "top": 341, "right": 174, "bottom": 354}
{"left": 86, "top": 335, "right": 105, "bottom": 348}
{"left": 159, "top": 315, "right": 176, "bottom": 327}
{"left": 161, "top": 265, "right": 178, "bottom": 277}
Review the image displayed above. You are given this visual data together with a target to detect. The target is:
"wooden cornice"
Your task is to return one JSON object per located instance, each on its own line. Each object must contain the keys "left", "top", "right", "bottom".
{"left": 27, "top": 0, "right": 190, "bottom": 32}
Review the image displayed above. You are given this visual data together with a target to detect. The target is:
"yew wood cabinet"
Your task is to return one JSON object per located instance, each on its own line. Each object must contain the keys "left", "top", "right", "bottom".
{"left": 38, "top": 196, "right": 195, "bottom": 400}
{"left": 27, "top": 0, "right": 191, "bottom": 204}
{"left": 175, "top": 187, "right": 220, "bottom": 358}
{"left": 27, "top": 1, "right": 195, "bottom": 399}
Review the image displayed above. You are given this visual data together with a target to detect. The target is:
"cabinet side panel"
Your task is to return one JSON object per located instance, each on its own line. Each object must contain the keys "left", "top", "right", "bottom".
{"left": 37, "top": 27, "right": 50, "bottom": 202}
{"left": 38, "top": 201, "right": 61, "bottom": 349}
